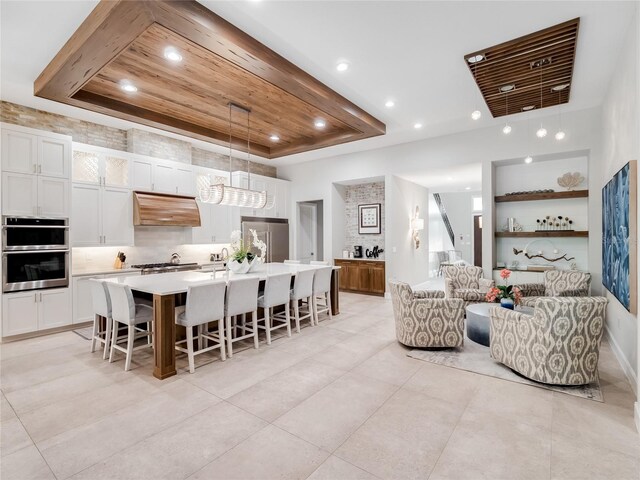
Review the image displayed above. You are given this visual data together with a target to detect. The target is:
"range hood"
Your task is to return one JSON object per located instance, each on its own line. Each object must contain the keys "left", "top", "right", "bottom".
{"left": 133, "top": 191, "right": 201, "bottom": 227}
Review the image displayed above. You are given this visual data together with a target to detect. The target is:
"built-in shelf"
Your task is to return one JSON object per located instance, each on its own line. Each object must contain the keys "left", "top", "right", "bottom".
{"left": 495, "top": 231, "right": 589, "bottom": 238}
{"left": 494, "top": 190, "right": 589, "bottom": 203}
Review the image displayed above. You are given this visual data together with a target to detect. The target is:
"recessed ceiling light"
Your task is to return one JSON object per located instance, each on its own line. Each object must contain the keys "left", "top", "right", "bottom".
{"left": 471, "top": 110, "right": 482, "bottom": 120}
{"left": 555, "top": 131, "right": 566, "bottom": 140}
{"left": 163, "top": 46, "right": 183, "bottom": 63}
{"left": 270, "top": 135, "right": 280, "bottom": 141}
{"left": 467, "top": 54, "right": 484, "bottom": 64}
{"left": 536, "top": 127, "right": 548, "bottom": 138}
{"left": 385, "top": 100, "right": 395, "bottom": 108}
{"left": 502, "top": 124, "right": 512, "bottom": 135}
{"left": 499, "top": 84, "right": 515, "bottom": 92}
{"left": 314, "top": 120, "right": 326, "bottom": 128}
{"left": 465, "top": 186, "right": 471, "bottom": 190}
{"left": 414, "top": 123, "right": 423, "bottom": 129}
{"left": 522, "top": 105, "right": 535, "bottom": 112}
{"left": 551, "top": 84, "right": 570, "bottom": 92}
{"left": 524, "top": 156, "right": 533, "bottom": 164}
{"left": 119, "top": 80, "right": 137, "bottom": 93}
{"left": 336, "top": 61, "right": 349, "bottom": 72}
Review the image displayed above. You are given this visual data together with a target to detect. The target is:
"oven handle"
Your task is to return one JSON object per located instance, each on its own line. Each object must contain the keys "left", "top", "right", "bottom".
{"left": 2, "top": 225, "right": 70, "bottom": 229}
{"left": 2, "top": 249, "right": 70, "bottom": 255}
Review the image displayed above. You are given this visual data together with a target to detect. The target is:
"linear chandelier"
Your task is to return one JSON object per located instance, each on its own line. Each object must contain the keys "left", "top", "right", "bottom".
{"left": 198, "top": 103, "right": 268, "bottom": 209}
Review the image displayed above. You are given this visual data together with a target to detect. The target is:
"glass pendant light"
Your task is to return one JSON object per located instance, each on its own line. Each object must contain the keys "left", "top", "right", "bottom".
{"left": 199, "top": 104, "right": 268, "bottom": 208}
{"left": 555, "top": 89, "right": 566, "bottom": 140}
{"left": 536, "top": 63, "right": 547, "bottom": 138}
{"left": 471, "top": 58, "right": 482, "bottom": 120}
{"left": 502, "top": 91, "right": 511, "bottom": 134}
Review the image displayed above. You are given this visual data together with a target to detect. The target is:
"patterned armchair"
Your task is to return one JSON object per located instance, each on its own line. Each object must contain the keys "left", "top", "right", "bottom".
{"left": 490, "top": 296, "right": 608, "bottom": 385}
{"left": 389, "top": 280, "right": 464, "bottom": 348}
{"left": 443, "top": 265, "right": 495, "bottom": 307}
{"left": 517, "top": 270, "right": 591, "bottom": 307}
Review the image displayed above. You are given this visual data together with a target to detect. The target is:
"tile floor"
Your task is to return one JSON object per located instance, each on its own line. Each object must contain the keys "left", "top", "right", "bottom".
{"left": 1, "top": 292, "right": 638, "bottom": 480}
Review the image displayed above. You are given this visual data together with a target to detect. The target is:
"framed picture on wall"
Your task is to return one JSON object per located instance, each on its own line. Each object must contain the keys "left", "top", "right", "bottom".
{"left": 358, "top": 203, "right": 381, "bottom": 234}
{"left": 602, "top": 160, "right": 637, "bottom": 314}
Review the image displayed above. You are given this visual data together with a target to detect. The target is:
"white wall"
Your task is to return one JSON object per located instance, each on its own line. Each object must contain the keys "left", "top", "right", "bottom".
{"left": 384, "top": 175, "right": 431, "bottom": 287}
{"left": 600, "top": 8, "right": 639, "bottom": 398}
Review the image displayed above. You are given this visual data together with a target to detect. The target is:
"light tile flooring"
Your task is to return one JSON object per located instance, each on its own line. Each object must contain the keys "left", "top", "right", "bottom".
{"left": 1, "top": 292, "right": 639, "bottom": 480}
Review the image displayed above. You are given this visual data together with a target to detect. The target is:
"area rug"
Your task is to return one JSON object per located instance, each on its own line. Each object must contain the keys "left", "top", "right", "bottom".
{"left": 407, "top": 335, "right": 603, "bottom": 402}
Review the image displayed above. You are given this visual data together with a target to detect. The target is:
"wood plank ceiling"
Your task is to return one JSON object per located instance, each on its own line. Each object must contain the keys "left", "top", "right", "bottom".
{"left": 464, "top": 18, "right": 580, "bottom": 118}
{"left": 34, "top": 1, "right": 385, "bottom": 159}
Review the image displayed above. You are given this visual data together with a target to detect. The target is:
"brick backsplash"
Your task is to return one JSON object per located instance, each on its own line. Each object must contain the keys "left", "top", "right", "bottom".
{"left": 344, "top": 181, "right": 385, "bottom": 258}
{"left": 1, "top": 101, "right": 276, "bottom": 177}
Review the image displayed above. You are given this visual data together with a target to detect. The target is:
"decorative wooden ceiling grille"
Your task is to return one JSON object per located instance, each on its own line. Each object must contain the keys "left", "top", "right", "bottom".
{"left": 464, "top": 18, "right": 580, "bottom": 118}
{"left": 34, "top": 1, "right": 385, "bottom": 159}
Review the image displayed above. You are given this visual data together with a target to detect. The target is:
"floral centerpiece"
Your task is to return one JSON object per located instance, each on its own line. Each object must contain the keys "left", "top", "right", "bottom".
{"left": 485, "top": 268, "right": 522, "bottom": 309}
{"left": 227, "top": 229, "right": 266, "bottom": 274}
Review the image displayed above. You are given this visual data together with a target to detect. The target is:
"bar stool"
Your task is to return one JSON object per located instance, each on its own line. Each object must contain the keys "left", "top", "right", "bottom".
{"left": 289, "top": 268, "right": 315, "bottom": 332}
{"left": 106, "top": 282, "right": 154, "bottom": 371}
{"left": 257, "top": 272, "right": 292, "bottom": 344}
{"left": 284, "top": 259, "right": 301, "bottom": 264}
{"left": 310, "top": 261, "right": 329, "bottom": 265}
{"left": 89, "top": 279, "right": 112, "bottom": 360}
{"left": 225, "top": 276, "right": 260, "bottom": 358}
{"left": 175, "top": 281, "right": 227, "bottom": 374}
{"left": 312, "top": 266, "right": 333, "bottom": 325}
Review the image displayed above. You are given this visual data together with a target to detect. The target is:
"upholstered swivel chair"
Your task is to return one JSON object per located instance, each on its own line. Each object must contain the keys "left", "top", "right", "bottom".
{"left": 442, "top": 265, "right": 494, "bottom": 308}
{"left": 517, "top": 270, "right": 591, "bottom": 307}
{"left": 389, "top": 280, "right": 464, "bottom": 348}
{"left": 490, "top": 296, "right": 608, "bottom": 385}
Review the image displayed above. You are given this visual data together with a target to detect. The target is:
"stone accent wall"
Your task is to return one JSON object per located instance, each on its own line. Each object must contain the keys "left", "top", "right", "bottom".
{"left": 344, "top": 181, "right": 385, "bottom": 258}
{"left": 1, "top": 101, "right": 127, "bottom": 150}
{"left": 127, "top": 129, "right": 192, "bottom": 164}
{"left": 192, "top": 147, "right": 276, "bottom": 177}
{"left": 0, "top": 101, "right": 276, "bottom": 177}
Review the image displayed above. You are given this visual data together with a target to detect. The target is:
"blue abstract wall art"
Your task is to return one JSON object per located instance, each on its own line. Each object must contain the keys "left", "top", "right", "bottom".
{"left": 602, "top": 160, "right": 637, "bottom": 314}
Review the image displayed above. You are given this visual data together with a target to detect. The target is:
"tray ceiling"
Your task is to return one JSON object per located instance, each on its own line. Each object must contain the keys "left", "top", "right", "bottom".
{"left": 34, "top": 0, "right": 385, "bottom": 159}
{"left": 464, "top": 18, "right": 580, "bottom": 118}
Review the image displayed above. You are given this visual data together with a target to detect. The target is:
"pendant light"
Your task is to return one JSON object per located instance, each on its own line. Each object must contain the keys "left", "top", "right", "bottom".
{"left": 470, "top": 56, "right": 482, "bottom": 120}
{"left": 502, "top": 90, "right": 512, "bottom": 134}
{"left": 536, "top": 63, "right": 547, "bottom": 138}
{"left": 555, "top": 89, "right": 566, "bottom": 140}
{"left": 198, "top": 103, "right": 267, "bottom": 208}
{"left": 524, "top": 110, "right": 533, "bottom": 164}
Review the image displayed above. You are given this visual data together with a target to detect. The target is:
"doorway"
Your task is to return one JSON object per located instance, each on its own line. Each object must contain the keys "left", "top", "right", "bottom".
{"left": 473, "top": 214, "right": 482, "bottom": 267}
{"left": 297, "top": 201, "right": 323, "bottom": 263}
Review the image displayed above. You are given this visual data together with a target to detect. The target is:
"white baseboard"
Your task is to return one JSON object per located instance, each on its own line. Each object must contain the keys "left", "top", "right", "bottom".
{"left": 604, "top": 325, "right": 638, "bottom": 396}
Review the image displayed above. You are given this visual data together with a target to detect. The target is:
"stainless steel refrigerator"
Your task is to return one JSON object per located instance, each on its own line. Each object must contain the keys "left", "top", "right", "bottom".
{"left": 242, "top": 218, "right": 289, "bottom": 263}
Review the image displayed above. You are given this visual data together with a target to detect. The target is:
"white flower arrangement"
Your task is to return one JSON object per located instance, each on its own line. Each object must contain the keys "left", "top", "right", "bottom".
{"left": 250, "top": 229, "right": 267, "bottom": 261}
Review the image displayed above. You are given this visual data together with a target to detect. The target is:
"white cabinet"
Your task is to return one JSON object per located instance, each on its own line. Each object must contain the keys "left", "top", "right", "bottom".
{"left": 2, "top": 291, "right": 39, "bottom": 336}
{"left": 72, "top": 145, "right": 130, "bottom": 188}
{"left": 1, "top": 129, "right": 37, "bottom": 174}
{"left": 71, "top": 183, "right": 133, "bottom": 247}
{"left": 192, "top": 201, "right": 232, "bottom": 244}
{"left": 2, "top": 288, "right": 70, "bottom": 337}
{"left": 132, "top": 157, "right": 194, "bottom": 195}
{"left": 1, "top": 127, "right": 70, "bottom": 178}
{"left": 274, "top": 181, "right": 289, "bottom": 219}
{"left": 2, "top": 172, "right": 69, "bottom": 217}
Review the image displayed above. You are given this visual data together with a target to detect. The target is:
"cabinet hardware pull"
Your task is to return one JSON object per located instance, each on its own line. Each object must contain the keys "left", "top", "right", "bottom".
{"left": 39, "top": 293, "right": 42, "bottom": 302}
{"left": 34, "top": 293, "right": 37, "bottom": 303}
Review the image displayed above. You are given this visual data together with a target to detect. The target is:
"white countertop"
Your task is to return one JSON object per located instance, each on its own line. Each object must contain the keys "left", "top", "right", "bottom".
{"left": 101, "top": 263, "right": 338, "bottom": 296}
{"left": 72, "top": 266, "right": 142, "bottom": 277}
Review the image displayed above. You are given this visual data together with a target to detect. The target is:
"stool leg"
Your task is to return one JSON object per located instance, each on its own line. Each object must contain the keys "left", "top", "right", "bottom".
{"left": 124, "top": 325, "right": 135, "bottom": 371}
{"left": 103, "top": 317, "right": 112, "bottom": 360}
{"left": 326, "top": 292, "right": 333, "bottom": 320}
{"left": 186, "top": 326, "right": 195, "bottom": 374}
{"left": 91, "top": 314, "right": 99, "bottom": 353}
{"left": 226, "top": 316, "right": 233, "bottom": 358}
{"left": 198, "top": 324, "right": 204, "bottom": 351}
{"left": 312, "top": 296, "right": 318, "bottom": 326}
{"left": 252, "top": 310, "right": 259, "bottom": 349}
{"left": 285, "top": 301, "right": 292, "bottom": 337}
{"left": 109, "top": 320, "right": 118, "bottom": 363}
{"left": 265, "top": 307, "right": 272, "bottom": 345}
{"left": 219, "top": 319, "right": 226, "bottom": 361}
{"left": 294, "top": 301, "right": 301, "bottom": 333}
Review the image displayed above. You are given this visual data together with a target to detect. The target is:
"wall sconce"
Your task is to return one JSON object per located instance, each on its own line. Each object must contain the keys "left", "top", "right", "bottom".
{"left": 411, "top": 206, "right": 424, "bottom": 249}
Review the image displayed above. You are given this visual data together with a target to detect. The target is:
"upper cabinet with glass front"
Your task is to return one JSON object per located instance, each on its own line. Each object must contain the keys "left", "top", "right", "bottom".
{"left": 72, "top": 143, "right": 130, "bottom": 188}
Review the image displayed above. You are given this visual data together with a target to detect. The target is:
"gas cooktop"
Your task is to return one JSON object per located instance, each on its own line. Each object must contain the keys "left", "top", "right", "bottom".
{"left": 131, "top": 262, "right": 201, "bottom": 275}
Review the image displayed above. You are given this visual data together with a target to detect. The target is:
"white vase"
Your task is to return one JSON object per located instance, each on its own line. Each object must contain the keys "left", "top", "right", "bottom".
{"left": 228, "top": 258, "right": 253, "bottom": 274}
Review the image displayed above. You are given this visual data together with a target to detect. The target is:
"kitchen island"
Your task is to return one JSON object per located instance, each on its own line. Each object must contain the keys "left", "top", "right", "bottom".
{"left": 103, "top": 263, "right": 340, "bottom": 380}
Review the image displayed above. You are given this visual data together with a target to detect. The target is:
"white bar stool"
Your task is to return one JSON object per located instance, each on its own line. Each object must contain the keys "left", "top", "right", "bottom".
{"left": 284, "top": 260, "right": 301, "bottom": 264}
{"left": 257, "top": 272, "right": 292, "bottom": 344}
{"left": 225, "top": 276, "right": 260, "bottom": 358}
{"left": 175, "top": 280, "right": 227, "bottom": 373}
{"left": 289, "top": 268, "right": 315, "bottom": 332}
{"left": 106, "top": 282, "right": 154, "bottom": 371}
{"left": 89, "top": 279, "right": 112, "bottom": 360}
{"left": 312, "top": 266, "right": 333, "bottom": 325}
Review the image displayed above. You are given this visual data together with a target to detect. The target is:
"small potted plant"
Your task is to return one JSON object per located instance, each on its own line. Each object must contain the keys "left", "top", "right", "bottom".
{"left": 485, "top": 268, "right": 522, "bottom": 309}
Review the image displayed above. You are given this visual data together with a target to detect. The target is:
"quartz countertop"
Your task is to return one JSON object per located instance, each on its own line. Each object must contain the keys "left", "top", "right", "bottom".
{"left": 72, "top": 266, "right": 142, "bottom": 277}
